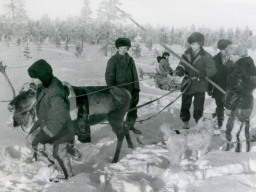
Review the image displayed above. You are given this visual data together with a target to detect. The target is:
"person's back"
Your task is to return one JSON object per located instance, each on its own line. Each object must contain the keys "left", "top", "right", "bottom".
{"left": 28, "top": 59, "right": 74, "bottom": 181}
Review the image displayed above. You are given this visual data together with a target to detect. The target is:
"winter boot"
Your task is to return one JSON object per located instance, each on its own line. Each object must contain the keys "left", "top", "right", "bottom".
{"left": 235, "top": 141, "right": 241, "bottom": 152}
{"left": 183, "top": 121, "right": 189, "bottom": 129}
{"left": 225, "top": 143, "right": 231, "bottom": 151}
{"left": 246, "top": 141, "right": 250, "bottom": 152}
{"left": 49, "top": 174, "right": 66, "bottom": 183}
{"left": 129, "top": 126, "right": 142, "bottom": 135}
{"left": 125, "top": 119, "right": 142, "bottom": 135}
{"left": 67, "top": 144, "right": 82, "bottom": 161}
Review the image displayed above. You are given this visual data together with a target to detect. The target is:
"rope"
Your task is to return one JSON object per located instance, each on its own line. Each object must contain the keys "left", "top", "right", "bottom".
{"left": 70, "top": 77, "right": 152, "bottom": 98}
{"left": 99, "top": 79, "right": 190, "bottom": 125}
{"left": 11, "top": 77, "right": 153, "bottom": 116}
{"left": 135, "top": 81, "right": 190, "bottom": 123}
{"left": 128, "top": 89, "right": 178, "bottom": 112}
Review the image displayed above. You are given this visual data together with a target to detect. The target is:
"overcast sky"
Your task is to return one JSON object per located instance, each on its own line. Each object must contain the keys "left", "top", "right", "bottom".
{"left": 0, "top": 0, "right": 256, "bottom": 33}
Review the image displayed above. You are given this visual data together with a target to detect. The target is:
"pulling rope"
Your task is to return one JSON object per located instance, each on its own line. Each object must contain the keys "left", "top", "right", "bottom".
{"left": 99, "top": 79, "right": 191, "bottom": 125}
{"left": 11, "top": 77, "right": 153, "bottom": 116}
{"left": 72, "top": 77, "right": 152, "bottom": 98}
{"left": 128, "top": 89, "right": 177, "bottom": 112}
{"left": 135, "top": 79, "right": 191, "bottom": 123}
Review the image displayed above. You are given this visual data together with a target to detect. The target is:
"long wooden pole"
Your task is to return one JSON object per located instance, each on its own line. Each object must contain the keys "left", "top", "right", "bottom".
{"left": 0, "top": 61, "right": 16, "bottom": 101}
{"left": 115, "top": 6, "right": 226, "bottom": 95}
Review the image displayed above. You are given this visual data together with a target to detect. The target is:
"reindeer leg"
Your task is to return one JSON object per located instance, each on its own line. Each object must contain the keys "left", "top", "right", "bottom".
{"left": 235, "top": 122, "right": 244, "bottom": 153}
{"left": 245, "top": 119, "right": 250, "bottom": 152}
{"left": 123, "top": 122, "right": 134, "bottom": 149}
{"left": 108, "top": 111, "right": 126, "bottom": 163}
{"left": 112, "top": 131, "right": 125, "bottom": 163}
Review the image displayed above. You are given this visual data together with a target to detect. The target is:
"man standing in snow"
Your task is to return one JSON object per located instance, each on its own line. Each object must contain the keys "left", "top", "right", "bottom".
{"left": 105, "top": 37, "right": 141, "bottom": 135}
{"left": 28, "top": 59, "right": 74, "bottom": 182}
{"left": 208, "top": 39, "right": 232, "bottom": 129}
{"left": 176, "top": 32, "right": 216, "bottom": 129}
{"left": 224, "top": 44, "right": 256, "bottom": 152}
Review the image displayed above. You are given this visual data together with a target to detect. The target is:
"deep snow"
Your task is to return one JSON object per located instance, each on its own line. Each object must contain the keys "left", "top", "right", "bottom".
{"left": 1, "top": 42, "right": 256, "bottom": 192}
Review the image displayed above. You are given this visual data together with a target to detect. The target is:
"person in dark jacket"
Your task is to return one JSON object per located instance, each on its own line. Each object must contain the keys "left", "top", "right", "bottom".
{"left": 28, "top": 59, "right": 74, "bottom": 182}
{"left": 224, "top": 44, "right": 256, "bottom": 152}
{"left": 208, "top": 39, "right": 232, "bottom": 129}
{"left": 105, "top": 37, "right": 141, "bottom": 134}
{"left": 158, "top": 52, "right": 173, "bottom": 76}
{"left": 176, "top": 32, "right": 216, "bottom": 129}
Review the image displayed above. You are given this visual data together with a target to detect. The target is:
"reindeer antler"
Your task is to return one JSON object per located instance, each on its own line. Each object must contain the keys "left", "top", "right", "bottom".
{"left": 0, "top": 61, "right": 16, "bottom": 101}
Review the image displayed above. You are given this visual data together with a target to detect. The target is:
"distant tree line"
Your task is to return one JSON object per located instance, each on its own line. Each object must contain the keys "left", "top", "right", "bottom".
{"left": 1, "top": 0, "right": 256, "bottom": 56}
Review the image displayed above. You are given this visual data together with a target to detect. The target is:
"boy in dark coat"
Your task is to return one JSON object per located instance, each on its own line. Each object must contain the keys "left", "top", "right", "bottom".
{"left": 176, "top": 32, "right": 216, "bottom": 129}
{"left": 224, "top": 44, "right": 256, "bottom": 152}
{"left": 28, "top": 59, "right": 74, "bottom": 181}
{"left": 105, "top": 38, "right": 141, "bottom": 134}
{"left": 208, "top": 39, "right": 232, "bottom": 129}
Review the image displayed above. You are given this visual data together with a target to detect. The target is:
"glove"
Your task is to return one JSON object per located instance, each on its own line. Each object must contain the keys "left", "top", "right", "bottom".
{"left": 198, "top": 69, "right": 207, "bottom": 78}
{"left": 225, "top": 109, "right": 232, "bottom": 116}
{"left": 175, "top": 66, "right": 185, "bottom": 77}
{"left": 207, "top": 91, "right": 212, "bottom": 97}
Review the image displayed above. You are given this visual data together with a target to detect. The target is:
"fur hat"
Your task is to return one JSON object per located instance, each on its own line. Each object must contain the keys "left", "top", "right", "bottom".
{"left": 225, "top": 44, "right": 248, "bottom": 57}
{"left": 187, "top": 32, "right": 205, "bottom": 45}
{"left": 28, "top": 59, "right": 53, "bottom": 87}
{"left": 115, "top": 38, "right": 131, "bottom": 48}
{"left": 217, "top": 39, "right": 232, "bottom": 50}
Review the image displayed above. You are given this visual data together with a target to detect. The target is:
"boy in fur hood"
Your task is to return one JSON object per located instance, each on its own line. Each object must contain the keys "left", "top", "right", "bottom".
{"left": 28, "top": 59, "right": 74, "bottom": 182}
{"left": 105, "top": 37, "right": 141, "bottom": 134}
{"left": 176, "top": 32, "right": 216, "bottom": 129}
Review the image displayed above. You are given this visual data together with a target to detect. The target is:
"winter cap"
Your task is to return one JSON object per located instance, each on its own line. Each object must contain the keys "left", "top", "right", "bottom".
{"left": 187, "top": 32, "right": 205, "bottom": 45}
{"left": 225, "top": 44, "right": 248, "bottom": 57}
{"left": 115, "top": 38, "right": 131, "bottom": 48}
{"left": 162, "top": 52, "right": 170, "bottom": 57}
{"left": 28, "top": 59, "right": 54, "bottom": 87}
{"left": 217, "top": 39, "right": 232, "bottom": 50}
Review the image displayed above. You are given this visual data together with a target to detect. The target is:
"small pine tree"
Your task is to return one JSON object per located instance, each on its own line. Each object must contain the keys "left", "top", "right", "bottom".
{"left": 75, "top": 43, "right": 83, "bottom": 57}
{"left": 23, "top": 44, "right": 32, "bottom": 60}
{"left": 131, "top": 42, "right": 141, "bottom": 58}
{"left": 36, "top": 43, "right": 42, "bottom": 54}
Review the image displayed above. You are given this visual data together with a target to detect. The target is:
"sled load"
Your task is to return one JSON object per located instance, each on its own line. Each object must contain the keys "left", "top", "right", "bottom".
{"left": 138, "top": 67, "right": 183, "bottom": 91}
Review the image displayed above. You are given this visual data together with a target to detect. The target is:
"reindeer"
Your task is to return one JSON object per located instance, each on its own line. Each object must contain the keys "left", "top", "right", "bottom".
{"left": 7, "top": 82, "right": 134, "bottom": 163}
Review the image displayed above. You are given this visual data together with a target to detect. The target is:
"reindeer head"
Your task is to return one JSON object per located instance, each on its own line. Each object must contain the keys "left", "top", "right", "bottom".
{"left": 8, "top": 83, "right": 37, "bottom": 128}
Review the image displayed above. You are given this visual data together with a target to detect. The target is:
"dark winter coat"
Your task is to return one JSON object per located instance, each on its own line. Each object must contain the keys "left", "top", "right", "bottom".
{"left": 105, "top": 52, "right": 140, "bottom": 93}
{"left": 177, "top": 47, "right": 216, "bottom": 95}
{"left": 225, "top": 56, "right": 256, "bottom": 110}
{"left": 159, "top": 58, "right": 173, "bottom": 76}
{"left": 35, "top": 77, "right": 74, "bottom": 144}
{"left": 208, "top": 52, "right": 233, "bottom": 97}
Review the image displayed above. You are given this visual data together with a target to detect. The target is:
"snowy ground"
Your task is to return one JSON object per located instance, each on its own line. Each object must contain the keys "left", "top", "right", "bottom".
{"left": 1, "top": 42, "right": 256, "bottom": 192}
